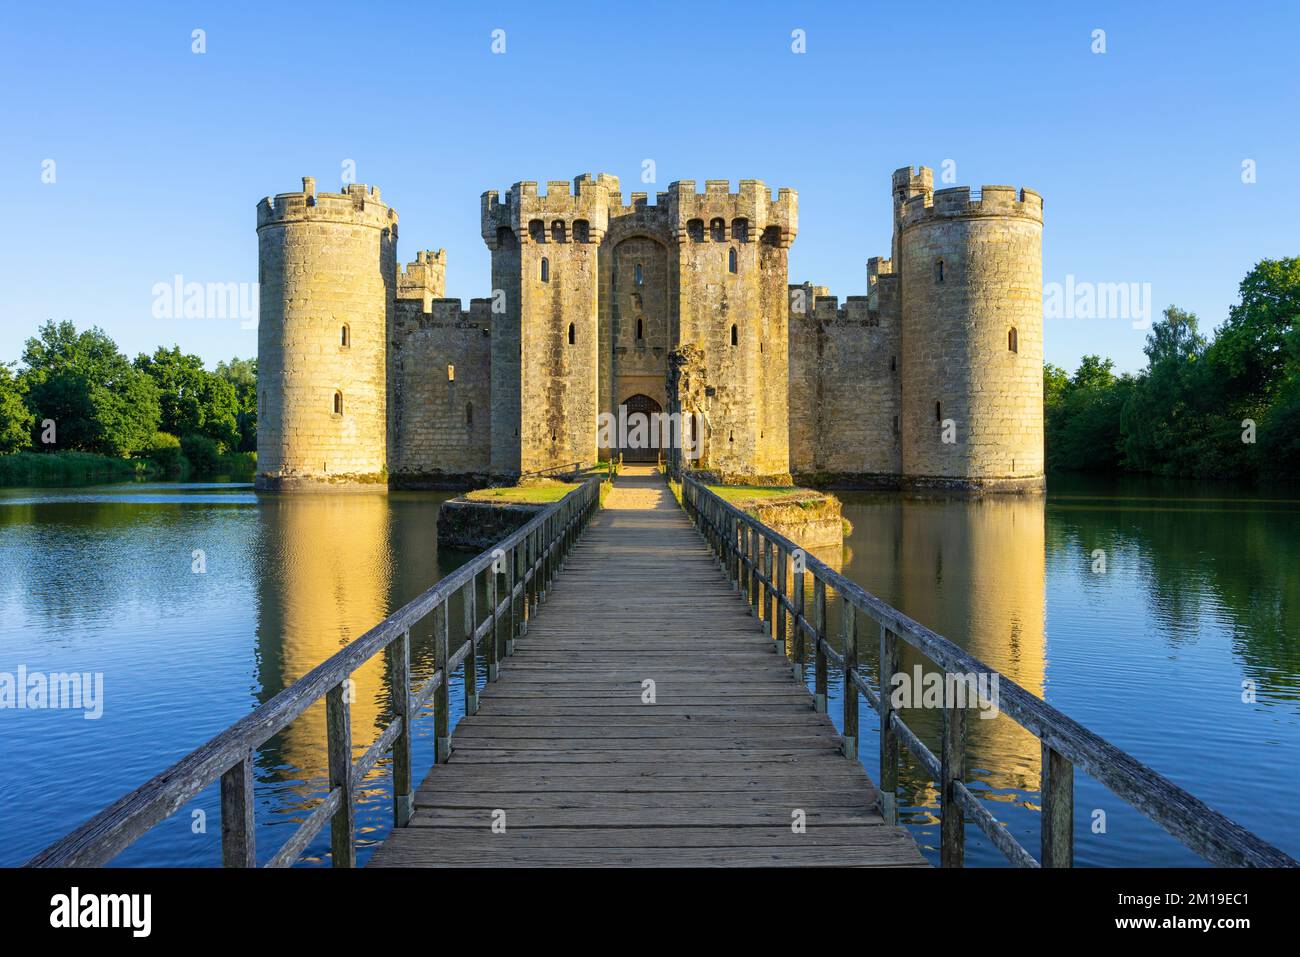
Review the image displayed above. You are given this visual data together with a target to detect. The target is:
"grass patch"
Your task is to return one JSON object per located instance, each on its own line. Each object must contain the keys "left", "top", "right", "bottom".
{"left": 465, "top": 480, "right": 578, "bottom": 505}
{"left": 708, "top": 485, "right": 804, "bottom": 503}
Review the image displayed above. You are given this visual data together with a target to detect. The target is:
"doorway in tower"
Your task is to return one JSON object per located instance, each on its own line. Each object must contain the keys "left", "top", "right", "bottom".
{"left": 619, "top": 393, "right": 663, "bottom": 462}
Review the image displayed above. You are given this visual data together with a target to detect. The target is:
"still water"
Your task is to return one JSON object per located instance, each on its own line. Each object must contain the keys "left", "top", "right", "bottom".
{"left": 1, "top": 477, "right": 1297, "bottom": 866}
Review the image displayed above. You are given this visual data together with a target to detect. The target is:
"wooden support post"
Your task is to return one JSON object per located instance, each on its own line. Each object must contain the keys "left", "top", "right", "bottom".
{"left": 1041, "top": 743, "right": 1075, "bottom": 867}
{"left": 505, "top": 544, "right": 517, "bottom": 657}
{"left": 813, "top": 578, "right": 827, "bottom": 713}
{"left": 386, "top": 628, "right": 414, "bottom": 827}
{"left": 941, "top": 696, "right": 966, "bottom": 868}
{"left": 842, "top": 601, "right": 858, "bottom": 759}
{"left": 486, "top": 564, "right": 500, "bottom": 682}
{"left": 219, "top": 755, "right": 255, "bottom": 867}
{"left": 765, "top": 540, "right": 776, "bottom": 642}
{"left": 463, "top": 580, "right": 478, "bottom": 714}
{"left": 878, "top": 625, "right": 900, "bottom": 825}
{"left": 325, "top": 681, "right": 355, "bottom": 867}
{"left": 519, "top": 537, "right": 529, "bottom": 637}
{"left": 775, "top": 546, "right": 788, "bottom": 658}
{"left": 730, "top": 516, "right": 740, "bottom": 589}
{"left": 434, "top": 603, "right": 450, "bottom": 764}
{"left": 749, "top": 528, "right": 760, "bottom": 619}
{"left": 791, "top": 558, "right": 805, "bottom": 682}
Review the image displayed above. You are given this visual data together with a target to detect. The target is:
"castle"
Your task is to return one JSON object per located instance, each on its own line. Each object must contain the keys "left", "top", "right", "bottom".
{"left": 255, "top": 165, "right": 1044, "bottom": 492}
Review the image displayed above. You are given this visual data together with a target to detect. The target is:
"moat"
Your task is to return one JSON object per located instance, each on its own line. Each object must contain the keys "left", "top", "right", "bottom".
{"left": 2, "top": 476, "right": 1297, "bottom": 867}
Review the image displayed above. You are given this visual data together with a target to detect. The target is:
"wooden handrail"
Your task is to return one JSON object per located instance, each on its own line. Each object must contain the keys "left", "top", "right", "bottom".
{"left": 679, "top": 474, "right": 1297, "bottom": 869}
{"left": 26, "top": 476, "right": 604, "bottom": 868}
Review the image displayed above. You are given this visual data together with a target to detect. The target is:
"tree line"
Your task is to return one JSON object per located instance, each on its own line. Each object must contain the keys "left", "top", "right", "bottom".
{"left": 1045, "top": 257, "right": 1299, "bottom": 481}
{"left": 0, "top": 320, "right": 256, "bottom": 479}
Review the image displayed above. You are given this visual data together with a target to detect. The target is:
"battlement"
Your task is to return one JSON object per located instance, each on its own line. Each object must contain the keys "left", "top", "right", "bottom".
{"left": 481, "top": 173, "right": 618, "bottom": 246}
{"left": 899, "top": 183, "right": 1043, "bottom": 230}
{"left": 257, "top": 177, "right": 396, "bottom": 232}
{"left": 668, "top": 179, "right": 797, "bottom": 246}
{"left": 867, "top": 256, "right": 895, "bottom": 287}
{"left": 397, "top": 248, "right": 447, "bottom": 305}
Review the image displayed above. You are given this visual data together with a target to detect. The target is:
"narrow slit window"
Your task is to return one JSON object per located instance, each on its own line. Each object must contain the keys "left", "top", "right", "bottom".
{"left": 1008, "top": 327, "right": 1019, "bottom": 353}
{"left": 730, "top": 324, "right": 738, "bottom": 346}
{"left": 447, "top": 363, "right": 455, "bottom": 382}
{"left": 568, "top": 322, "right": 576, "bottom": 345}
{"left": 466, "top": 401, "right": 473, "bottom": 427}
{"left": 935, "top": 400, "right": 942, "bottom": 422}
{"left": 936, "top": 259, "right": 945, "bottom": 283}
{"left": 635, "top": 263, "right": 644, "bottom": 286}
{"left": 636, "top": 318, "right": 644, "bottom": 340}
{"left": 540, "top": 257, "right": 549, "bottom": 282}
{"left": 340, "top": 324, "right": 350, "bottom": 347}
{"left": 333, "top": 391, "right": 343, "bottom": 415}
{"left": 728, "top": 248, "right": 737, "bottom": 273}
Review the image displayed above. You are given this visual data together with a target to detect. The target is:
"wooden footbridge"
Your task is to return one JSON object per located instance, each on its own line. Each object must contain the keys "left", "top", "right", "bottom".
{"left": 29, "top": 467, "right": 1296, "bottom": 868}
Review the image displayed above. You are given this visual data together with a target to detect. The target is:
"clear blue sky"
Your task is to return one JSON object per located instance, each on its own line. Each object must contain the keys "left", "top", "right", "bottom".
{"left": 2, "top": 0, "right": 1296, "bottom": 375}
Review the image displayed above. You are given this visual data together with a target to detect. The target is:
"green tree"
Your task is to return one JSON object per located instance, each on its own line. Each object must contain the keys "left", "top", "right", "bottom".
{"left": 0, "top": 363, "right": 34, "bottom": 454}
{"left": 1120, "top": 307, "right": 1209, "bottom": 475}
{"left": 20, "top": 321, "right": 160, "bottom": 456}
{"left": 215, "top": 357, "right": 257, "bottom": 452}
{"left": 135, "top": 346, "right": 239, "bottom": 450}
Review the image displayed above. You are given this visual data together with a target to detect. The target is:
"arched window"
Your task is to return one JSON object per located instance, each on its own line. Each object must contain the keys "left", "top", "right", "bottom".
{"left": 340, "top": 324, "right": 350, "bottom": 347}
{"left": 731, "top": 218, "right": 749, "bottom": 243}
{"left": 466, "top": 401, "right": 473, "bottom": 427}
{"left": 540, "top": 257, "right": 549, "bottom": 282}
{"left": 728, "top": 248, "right": 737, "bottom": 273}
{"left": 635, "top": 263, "right": 644, "bottom": 286}
{"left": 573, "top": 219, "right": 590, "bottom": 243}
{"left": 636, "top": 318, "right": 644, "bottom": 340}
{"left": 568, "top": 322, "right": 575, "bottom": 345}
{"left": 935, "top": 400, "right": 942, "bottom": 422}
{"left": 687, "top": 219, "right": 704, "bottom": 243}
{"left": 730, "top": 324, "right": 738, "bottom": 346}
{"left": 710, "top": 218, "right": 726, "bottom": 242}
{"left": 447, "top": 363, "right": 455, "bottom": 382}
{"left": 1008, "top": 327, "right": 1019, "bottom": 353}
{"left": 528, "top": 219, "right": 545, "bottom": 243}
{"left": 551, "top": 220, "right": 566, "bottom": 243}
{"left": 333, "top": 391, "right": 343, "bottom": 416}
{"left": 936, "top": 259, "right": 945, "bottom": 283}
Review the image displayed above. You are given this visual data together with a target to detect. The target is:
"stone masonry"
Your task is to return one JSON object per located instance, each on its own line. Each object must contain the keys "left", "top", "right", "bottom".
{"left": 256, "top": 165, "right": 1044, "bottom": 492}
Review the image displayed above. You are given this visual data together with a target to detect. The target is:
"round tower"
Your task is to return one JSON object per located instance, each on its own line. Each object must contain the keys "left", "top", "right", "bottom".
{"left": 256, "top": 177, "right": 397, "bottom": 489}
{"left": 898, "top": 183, "right": 1044, "bottom": 491}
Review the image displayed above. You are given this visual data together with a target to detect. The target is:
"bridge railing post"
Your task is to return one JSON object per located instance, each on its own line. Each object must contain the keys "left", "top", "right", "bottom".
{"left": 749, "top": 528, "right": 760, "bottom": 618}
{"left": 325, "top": 680, "right": 356, "bottom": 867}
{"left": 765, "top": 539, "right": 776, "bottom": 643}
{"left": 842, "top": 601, "right": 858, "bottom": 758}
{"left": 940, "top": 694, "right": 967, "bottom": 867}
{"left": 486, "top": 562, "right": 500, "bottom": 681}
{"left": 463, "top": 580, "right": 479, "bottom": 715}
{"left": 775, "top": 546, "right": 788, "bottom": 658}
{"left": 220, "top": 754, "right": 255, "bottom": 867}
{"left": 878, "top": 624, "right": 900, "bottom": 825}
{"left": 387, "top": 628, "right": 414, "bottom": 827}
{"left": 434, "top": 603, "right": 450, "bottom": 764}
{"left": 813, "top": 578, "right": 827, "bottom": 713}
{"left": 791, "top": 559, "right": 805, "bottom": 682}
{"left": 505, "top": 544, "right": 517, "bottom": 657}
{"left": 1041, "top": 743, "right": 1075, "bottom": 867}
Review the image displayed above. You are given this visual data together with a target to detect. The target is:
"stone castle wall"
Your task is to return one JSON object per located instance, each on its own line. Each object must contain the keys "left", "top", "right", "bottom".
{"left": 898, "top": 184, "right": 1044, "bottom": 489}
{"left": 255, "top": 178, "right": 395, "bottom": 488}
{"left": 257, "top": 165, "right": 1044, "bottom": 494}
{"left": 390, "top": 294, "right": 492, "bottom": 485}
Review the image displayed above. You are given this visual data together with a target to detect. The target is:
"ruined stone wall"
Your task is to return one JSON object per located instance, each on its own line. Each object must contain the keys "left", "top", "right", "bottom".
{"left": 390, "top": 296, "right": 492, "bottom": 485}
{"left": 898, "top": 184, "right": 1044, "bottom": 489}
{"left": 255, "top": 178, "right": 396, "bottom": 488}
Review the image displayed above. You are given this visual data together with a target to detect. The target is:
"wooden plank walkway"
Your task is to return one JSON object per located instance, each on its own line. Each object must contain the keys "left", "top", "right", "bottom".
{"left": 369, "top": 466, "right": 927, "bottom": 867}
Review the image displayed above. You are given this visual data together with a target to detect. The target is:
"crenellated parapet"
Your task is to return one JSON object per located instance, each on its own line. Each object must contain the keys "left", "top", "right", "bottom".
{"left": 665, "top": 179, "right": 798, "bottom": 247}
{"left": 480, "top": 174, "right": 616, "bottom": 248}
{"left": 397, "top": 249, "right": 446, "bottom": 308}
{"left": 257, "top": 177, "right": 397, "bottom": 235}
{"left": 899, "top": 184, "right": 1043, "bottom": 230}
